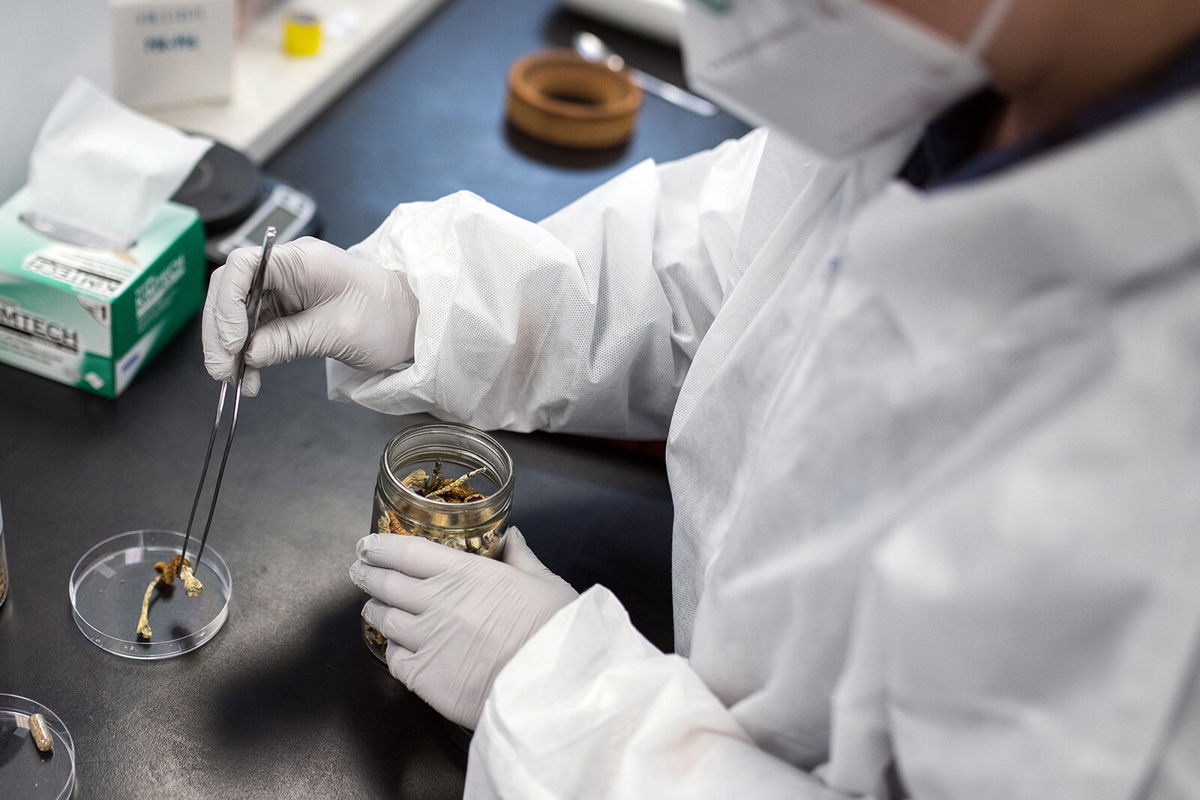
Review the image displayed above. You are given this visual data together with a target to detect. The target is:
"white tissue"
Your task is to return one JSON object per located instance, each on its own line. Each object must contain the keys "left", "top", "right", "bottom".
{"left": 23, "top": 78, "right": 211, "bottom": 250}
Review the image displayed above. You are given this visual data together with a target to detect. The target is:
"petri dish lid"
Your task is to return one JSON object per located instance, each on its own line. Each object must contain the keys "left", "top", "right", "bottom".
{"left": 68, "top": 529, "right": 231, "bottom": 660}
{"left": 0, "top": 694, "right": 76, "bottom": 800}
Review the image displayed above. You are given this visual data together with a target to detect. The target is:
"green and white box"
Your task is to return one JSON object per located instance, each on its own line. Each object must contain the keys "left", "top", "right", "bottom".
{"left": 0, "top": 188, "right": 205, "bottom": 398}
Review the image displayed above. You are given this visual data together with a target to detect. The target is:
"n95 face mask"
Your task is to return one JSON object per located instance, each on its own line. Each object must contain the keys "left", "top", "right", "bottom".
{"left": 682, "top": 0, "right": 1012, "bottom": 160}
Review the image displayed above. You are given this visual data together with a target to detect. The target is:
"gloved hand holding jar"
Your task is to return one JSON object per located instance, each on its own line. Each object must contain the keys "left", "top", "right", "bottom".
{"left": 350, "top": 528, "right": 577, "bottom": 729}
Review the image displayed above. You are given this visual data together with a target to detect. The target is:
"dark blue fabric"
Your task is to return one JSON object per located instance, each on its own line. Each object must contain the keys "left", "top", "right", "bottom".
{"left": 900, "top": 35, "right": 1200, "bottom": 190}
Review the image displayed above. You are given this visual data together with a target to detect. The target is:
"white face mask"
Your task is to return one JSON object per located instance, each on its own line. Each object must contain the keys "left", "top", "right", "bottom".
{"left": 682, "top": 0, "right": 1012, "bottom": 160}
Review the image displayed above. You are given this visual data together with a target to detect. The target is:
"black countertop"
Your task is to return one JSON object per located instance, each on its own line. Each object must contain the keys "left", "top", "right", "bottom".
{"left": 0, "top": 0, "right": 748, "bottom": 797}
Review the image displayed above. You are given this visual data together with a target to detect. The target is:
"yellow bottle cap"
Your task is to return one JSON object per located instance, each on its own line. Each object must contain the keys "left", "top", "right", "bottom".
{"left": 283, "top": 12, "right": 321, "bottom": 57}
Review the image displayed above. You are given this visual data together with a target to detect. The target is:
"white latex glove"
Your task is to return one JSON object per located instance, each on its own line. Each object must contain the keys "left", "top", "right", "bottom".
{"left": 349, "top": 527, "right": 579, "bottom": 729}
{"left": 202, "top": 237, "right": 418, "bottom": 396}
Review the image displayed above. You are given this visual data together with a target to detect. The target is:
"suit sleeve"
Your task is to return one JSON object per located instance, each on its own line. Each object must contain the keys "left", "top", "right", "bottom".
{"left": 326, "top": 129, "right": 767, "bottom": 438}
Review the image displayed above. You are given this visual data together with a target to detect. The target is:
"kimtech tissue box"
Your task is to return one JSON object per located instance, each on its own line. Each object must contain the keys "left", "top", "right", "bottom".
{"left": 0, "top": 188, "right": 205, "bottom": 398}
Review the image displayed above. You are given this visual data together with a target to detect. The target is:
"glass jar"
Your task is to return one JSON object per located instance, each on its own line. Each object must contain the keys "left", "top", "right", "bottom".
{"left": 362, "top": 423, "right": 514, "bottom": 662}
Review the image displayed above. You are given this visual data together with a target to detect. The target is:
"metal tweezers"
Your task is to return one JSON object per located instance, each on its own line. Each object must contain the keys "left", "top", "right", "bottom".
{"left": 179, "top": 227, "right": 276, "bottom": 571}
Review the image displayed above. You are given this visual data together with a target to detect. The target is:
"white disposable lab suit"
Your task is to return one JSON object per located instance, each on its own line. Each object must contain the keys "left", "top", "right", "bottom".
{"left": 330, "top": 88, "right": 1200, "bottom": 797}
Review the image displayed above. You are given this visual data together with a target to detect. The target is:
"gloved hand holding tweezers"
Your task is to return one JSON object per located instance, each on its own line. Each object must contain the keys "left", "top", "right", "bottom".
{"left": 178, "top": 227, "right": 276, "bottom": 573}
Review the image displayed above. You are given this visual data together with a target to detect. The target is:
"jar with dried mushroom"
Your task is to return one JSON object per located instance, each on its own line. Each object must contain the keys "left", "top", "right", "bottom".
{"left": 363, "top": 423, "right": 514, "bottom": 662}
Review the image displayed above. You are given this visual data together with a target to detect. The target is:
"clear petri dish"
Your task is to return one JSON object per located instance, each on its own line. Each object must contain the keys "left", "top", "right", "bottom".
{"left": 69, "top": 529, "right": 231, "bottom": 659}
{"left": 0, "top": 694, "right": 77, "bottom": 800}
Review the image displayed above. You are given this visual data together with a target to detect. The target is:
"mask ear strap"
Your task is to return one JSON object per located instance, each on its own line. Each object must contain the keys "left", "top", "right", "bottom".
{"left": 965, "top": 0, "right": 1014, "bottom": 55}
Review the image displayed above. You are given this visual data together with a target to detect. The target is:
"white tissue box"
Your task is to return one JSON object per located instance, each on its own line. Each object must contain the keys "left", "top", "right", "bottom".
{"left": 0, "top": 188, "right": 206, "bottom": 398}
{"left": 111, "top": 0, "right": 235, "bottom": 109}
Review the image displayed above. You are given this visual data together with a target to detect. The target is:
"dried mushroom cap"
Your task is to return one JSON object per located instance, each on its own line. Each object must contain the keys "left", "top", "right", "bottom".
{"left": 401, "top": 469, "right": 428, "bottom": 489}
{"left": 379, "top": 510, "right": 416, "bottom": 536}
{"left": 153, "top": 560, "right": 175, "bottom": 585}
{"left": 154, "top": 554, "right": 192, "bottom": 586}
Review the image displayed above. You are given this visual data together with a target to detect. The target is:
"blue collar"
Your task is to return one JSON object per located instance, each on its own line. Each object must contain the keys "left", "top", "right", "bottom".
{"left": 901, "top": 35, "right": 1200, "bottom": 189}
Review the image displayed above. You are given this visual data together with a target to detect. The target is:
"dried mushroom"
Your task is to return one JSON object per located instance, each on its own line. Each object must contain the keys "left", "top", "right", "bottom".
{"left": 424, "top": 467, "right": 486, "bottom": 500}
{"left": 372, "top": 462, "right": 500, "bottom": 556}
{"left": 136, "top": 554, "right": 204, "bottom": 640}
{"left": 179, "top": 562, "right": 204, "bottom": 597}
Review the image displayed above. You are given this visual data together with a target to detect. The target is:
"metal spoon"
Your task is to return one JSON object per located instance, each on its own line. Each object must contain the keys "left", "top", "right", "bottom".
{"left": 573, "top": 31, "right": 719, "bottom": 117}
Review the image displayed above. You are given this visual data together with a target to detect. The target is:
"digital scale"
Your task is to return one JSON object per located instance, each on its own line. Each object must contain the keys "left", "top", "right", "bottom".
{"left": 171, "top": 141, "right": 320, "bottom": 264}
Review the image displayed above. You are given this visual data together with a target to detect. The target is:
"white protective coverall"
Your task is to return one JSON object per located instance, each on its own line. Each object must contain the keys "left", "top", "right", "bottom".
{"left": 329, "top": 87, "right": 1200, "bottom": 797}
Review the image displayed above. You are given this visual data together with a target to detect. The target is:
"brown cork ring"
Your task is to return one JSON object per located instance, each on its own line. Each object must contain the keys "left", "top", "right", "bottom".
{"left": 506, "top": 49, "right": 643, "bottom": 148}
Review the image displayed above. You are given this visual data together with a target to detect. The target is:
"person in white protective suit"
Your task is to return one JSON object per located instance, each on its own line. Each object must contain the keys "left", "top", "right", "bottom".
{"left": 204, "top": 0, "right": 1200, "bottom": 795}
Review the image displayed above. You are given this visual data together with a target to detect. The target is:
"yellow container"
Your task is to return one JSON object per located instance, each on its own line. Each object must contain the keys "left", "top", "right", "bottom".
{"left": 283, "top": 12, "right": 321, "bottom": 57}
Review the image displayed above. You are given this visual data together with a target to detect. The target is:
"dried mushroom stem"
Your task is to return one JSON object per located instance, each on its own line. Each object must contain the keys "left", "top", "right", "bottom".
{"left": 136, "top": 578, "right": 158, "bottom": 639}
{"left": 426, "top": 459, "right": 444, "bottom": 492}
{"left": 179, "top": 563, "right": 204, "bottom": 597}
{"left": 425, "top": 467, "right": 487, "bottom": 499}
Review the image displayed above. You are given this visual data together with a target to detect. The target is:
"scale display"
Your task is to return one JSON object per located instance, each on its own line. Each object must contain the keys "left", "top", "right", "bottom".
{"left": 210, "top": 182, "right": 317, "bottom": 263}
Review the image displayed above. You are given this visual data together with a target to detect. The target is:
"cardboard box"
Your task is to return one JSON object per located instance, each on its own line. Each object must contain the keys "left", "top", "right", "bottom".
{"left": 111, "top": 0, "right": 235, "bottom": 109}
{"left": 0, "top": 188, "right": 206, "bottom": 398}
